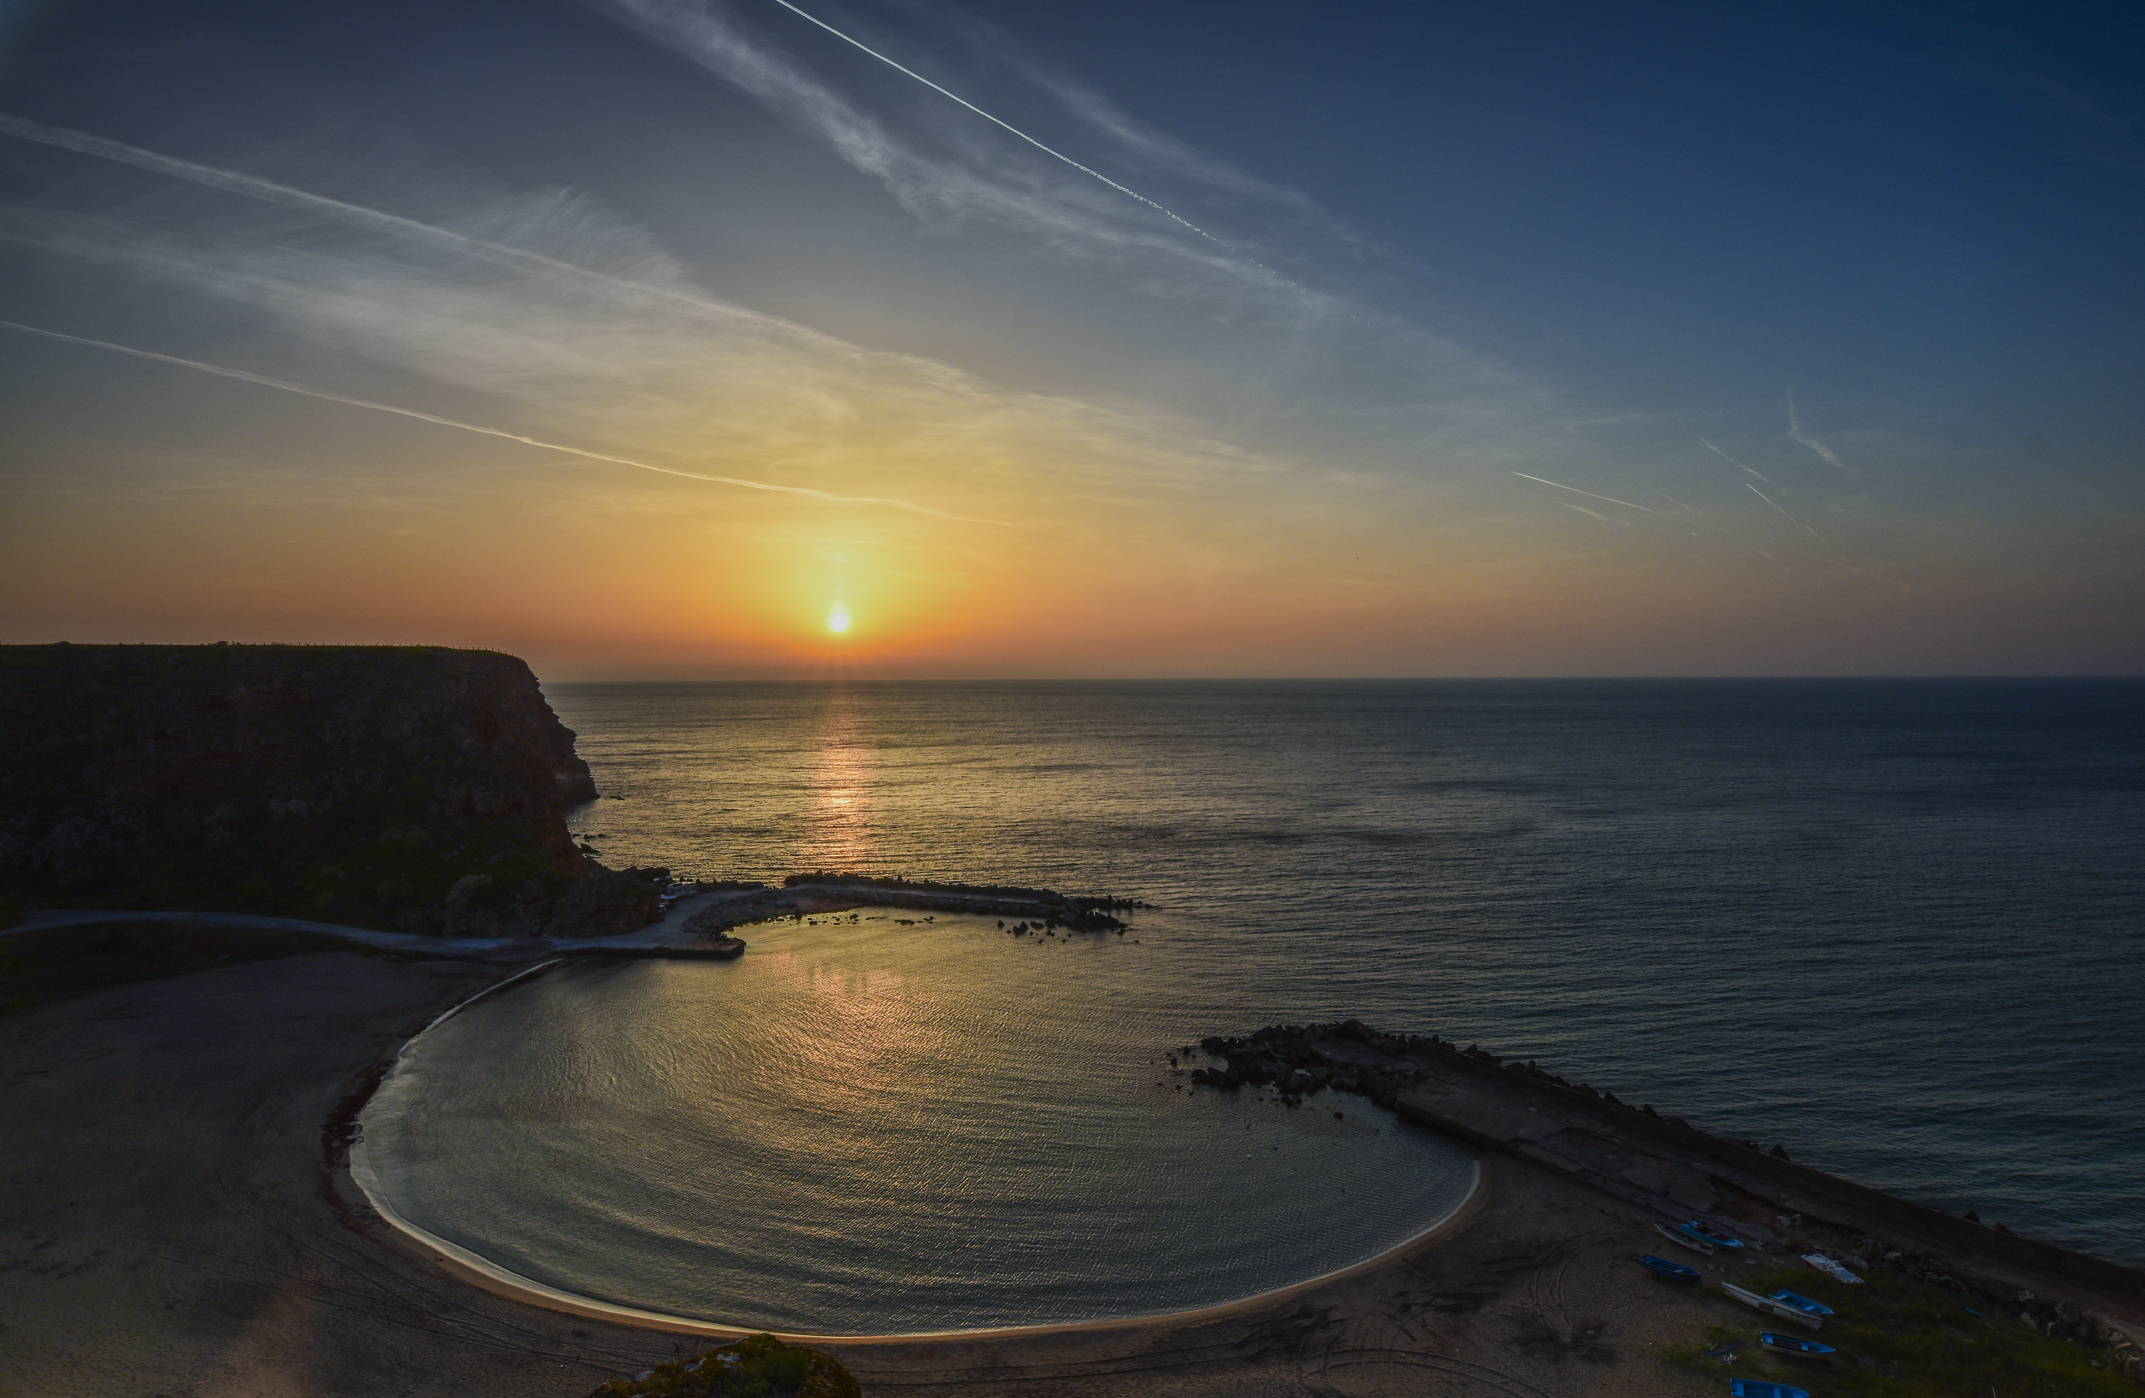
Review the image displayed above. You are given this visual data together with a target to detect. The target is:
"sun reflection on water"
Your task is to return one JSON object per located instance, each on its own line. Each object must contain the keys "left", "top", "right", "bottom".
{"left": 804, "top": 691, "right": 874, "bottom": 870}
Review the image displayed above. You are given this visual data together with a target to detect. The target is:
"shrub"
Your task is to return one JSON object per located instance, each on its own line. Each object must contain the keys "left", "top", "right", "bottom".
{"left": 586, "top": 1333, "right": 860, "bottom": 1398}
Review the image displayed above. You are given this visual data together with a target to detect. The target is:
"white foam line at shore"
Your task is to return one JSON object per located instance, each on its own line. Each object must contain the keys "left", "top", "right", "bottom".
{"left": 411, "top": 957, "right": 567, "bottom": 1037}
{"left": 345, "top": 927, "right": 1488, "bottom": 1343}
{"left": 347, "top": 1153, "right": 1484, "bottom": 1343}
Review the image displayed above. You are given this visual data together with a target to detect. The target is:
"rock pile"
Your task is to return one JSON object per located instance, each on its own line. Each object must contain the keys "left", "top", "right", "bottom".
{"left": 1190, "top": 1020, "right": 1432, "bottom": 1108}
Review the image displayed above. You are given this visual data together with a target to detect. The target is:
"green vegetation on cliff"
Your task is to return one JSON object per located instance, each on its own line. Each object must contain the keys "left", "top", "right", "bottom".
{"left": 0, "top": 644, "right": 599, "bottom": 929}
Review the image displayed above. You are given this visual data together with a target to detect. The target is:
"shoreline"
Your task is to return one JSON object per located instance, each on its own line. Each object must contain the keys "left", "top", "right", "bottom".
{"left": 351, "top": 1148, "right": 1487, "bottom": 1346}
{"left": 345, "top": 948, "right": 1489, "bottom": 1344}
{"left": 9, "top": 947, "right": 2139, "bottom": 1395}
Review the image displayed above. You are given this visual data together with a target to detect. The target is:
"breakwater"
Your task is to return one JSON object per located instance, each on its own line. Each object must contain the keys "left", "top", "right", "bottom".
{"left": 1190, "top": 1019, "right": 2145, "bottom": 1359}
{"left": 679, "top": 875, "right": 1144, "bottom": 936}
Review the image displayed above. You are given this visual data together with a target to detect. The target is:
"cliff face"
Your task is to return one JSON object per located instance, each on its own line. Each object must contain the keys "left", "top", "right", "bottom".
{"left": 0, "top": 644, "right": 602, "bottom": 929}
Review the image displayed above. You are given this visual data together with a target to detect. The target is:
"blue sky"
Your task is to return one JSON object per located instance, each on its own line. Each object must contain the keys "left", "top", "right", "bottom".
{"left": 1, "top": 0, "right": 2139, "bottom": 674}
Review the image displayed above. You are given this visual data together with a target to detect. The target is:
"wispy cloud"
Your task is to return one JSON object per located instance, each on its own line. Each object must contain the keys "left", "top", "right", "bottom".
{"left": 0, "top": 318, "right": 998, "bottom": 521}
{"left": 592, "top": 0, "right": 1285, "bottom": 303}
{"left": 0, "top": 142, "right": 1289, "bottom": 525}
{"left": 1786, "top": 393, "right": 1849, "bottom": 471}
{"left": 580, "top": 0, "right": 1545, "bottom": 447}
{"left": 761, "top": 0, "right": 1249, "bottom": 261}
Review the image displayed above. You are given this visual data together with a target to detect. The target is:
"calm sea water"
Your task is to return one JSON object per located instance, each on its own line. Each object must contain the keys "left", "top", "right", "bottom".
{"left": 360, "top": 680, "right": 2145, "bottom": 1329}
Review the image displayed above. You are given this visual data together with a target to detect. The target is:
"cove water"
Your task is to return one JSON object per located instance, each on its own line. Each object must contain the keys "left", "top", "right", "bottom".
{"left": 357, "top": 679, "right": 2145, "bottom": 1330}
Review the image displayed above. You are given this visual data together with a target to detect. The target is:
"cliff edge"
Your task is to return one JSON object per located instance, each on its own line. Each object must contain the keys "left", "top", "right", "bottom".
{"left": 0, "top": 644, "right": 602, "bottom": 930}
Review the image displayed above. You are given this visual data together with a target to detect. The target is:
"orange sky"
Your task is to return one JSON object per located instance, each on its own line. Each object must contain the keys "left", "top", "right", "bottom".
{"left": 3, "top": 4, "right": 2141, "bottom": 677}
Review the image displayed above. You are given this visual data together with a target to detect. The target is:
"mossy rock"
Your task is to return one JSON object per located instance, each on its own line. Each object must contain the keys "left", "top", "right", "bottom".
{"left": 588, "top": 1333, "right": 860, "bottom": 1398}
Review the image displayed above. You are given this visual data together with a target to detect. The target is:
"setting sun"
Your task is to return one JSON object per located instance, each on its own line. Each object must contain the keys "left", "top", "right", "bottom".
{"left": 827, "top": 605, "right": 851, "bottom": 635}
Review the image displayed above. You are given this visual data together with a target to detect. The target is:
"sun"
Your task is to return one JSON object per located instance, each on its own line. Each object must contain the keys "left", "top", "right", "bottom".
{"left": 827, "top": 605, "right": 851, "bottom": 634}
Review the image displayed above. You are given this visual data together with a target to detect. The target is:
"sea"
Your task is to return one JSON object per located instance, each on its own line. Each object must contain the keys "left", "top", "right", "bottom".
{"left": 354, "top": 679, "right": 2145, "bottom": 1333}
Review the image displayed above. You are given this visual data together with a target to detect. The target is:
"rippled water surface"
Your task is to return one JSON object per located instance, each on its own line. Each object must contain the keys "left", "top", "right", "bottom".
{"left": 360, "top": 679, "right": 2145, "bottom": 1323}
{"left": 356, "top": 911, "right": 1476, "bottom": 1331}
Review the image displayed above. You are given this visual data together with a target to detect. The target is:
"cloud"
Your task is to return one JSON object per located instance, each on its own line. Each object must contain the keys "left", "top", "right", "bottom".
{"left": 0, "top": 182, "right": 1284, "bottom": 525}
{"left": 593, "top": 0, "right": 1271, "bottom": 293}
{"left": 762, "top": 0, "right": 1245, "bottom": 257}
{"left": 0, "top": 317, "right": 999, "bottom": 521}
{"left": 1786, "top": 393, "right": 1849, "bottom": 471}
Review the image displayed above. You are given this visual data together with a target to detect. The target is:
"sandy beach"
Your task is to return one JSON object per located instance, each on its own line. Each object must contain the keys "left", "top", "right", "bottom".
{"left": 0, "top": 948, "right": 1776, "bottom": 1398}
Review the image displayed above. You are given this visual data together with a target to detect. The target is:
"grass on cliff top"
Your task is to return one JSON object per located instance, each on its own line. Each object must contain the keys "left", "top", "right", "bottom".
{"left": 1663, "top": 1263, "right": 2132, "bottom": 1396}
{"left": 0, "top": 920, "right": 383, "bottom": 1017}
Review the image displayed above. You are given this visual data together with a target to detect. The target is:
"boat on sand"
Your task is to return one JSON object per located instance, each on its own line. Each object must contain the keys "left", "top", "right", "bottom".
{"left": 1680, "top": 1221, "right": 1745, "bottom": 1250}
{"left": 1657, "top": 1222, "right": 1714, "bottom": 1255}
{"left": 1635, "top": 1253, "right": 1702, "bottom": 1283}
{"left": 1721, "top": 1282, "right": 1823, "bottom": 1329}
{"left": 1729, "top": 1382, "right": 1810, "bottom": 1398}
{"left": 1759, "top": 1332, "right": 1836, "bottom": 1362}
{"left": 1769, "top": 1289, "right": 1834, "bottom": 1317}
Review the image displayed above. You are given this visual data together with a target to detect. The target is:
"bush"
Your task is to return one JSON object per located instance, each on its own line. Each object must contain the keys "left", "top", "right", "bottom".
{"left": 586, "top": 1333, "right": 860, "bottom": 1398}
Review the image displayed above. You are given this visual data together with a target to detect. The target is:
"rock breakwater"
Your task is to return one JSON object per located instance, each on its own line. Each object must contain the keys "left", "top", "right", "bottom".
{"left": 676, "top": 874, "right": 1147, "bottom": 935}
{"left": 1188, "top": 1018, "right": 2145, "bottom": 1368}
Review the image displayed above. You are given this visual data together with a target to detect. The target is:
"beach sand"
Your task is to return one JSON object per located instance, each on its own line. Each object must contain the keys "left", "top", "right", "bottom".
{"left": 1, "top": 952, "right": 1744, "bottom": 1397}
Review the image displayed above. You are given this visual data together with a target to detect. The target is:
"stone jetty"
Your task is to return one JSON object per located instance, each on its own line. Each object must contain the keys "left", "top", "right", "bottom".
{"left": 1191, "top": 1018, "right": 2145, "bottom": 1365}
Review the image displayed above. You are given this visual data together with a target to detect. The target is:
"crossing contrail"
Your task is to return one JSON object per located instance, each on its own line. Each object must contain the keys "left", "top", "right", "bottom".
{"left": 0, "top": 319, "right": 992, "bottom": 522}
{"left": 1640, "top": 483, "right": 1699, "bottom": 514}
{"left": 1745, "top": 481, "right": 1829, "bottom": 545}
{"left": 1511, "top": 471, "right": 1664, "bottom": 516}
{"left": 1697, "top": 436, "right": 1781, "bottom": 489}
{"left": 761, "top": 0, "right": 1242, "bottom": 256}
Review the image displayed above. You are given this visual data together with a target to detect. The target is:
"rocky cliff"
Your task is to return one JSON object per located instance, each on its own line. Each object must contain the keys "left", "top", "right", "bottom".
{"left": 0, "top": 644, "right": 606, "bottom": 930}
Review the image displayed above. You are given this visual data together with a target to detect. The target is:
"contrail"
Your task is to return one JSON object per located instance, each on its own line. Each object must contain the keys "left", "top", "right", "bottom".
{"left": 1555, "top": 500, "right": 1628, "bottom": 526}
{"left": 1744, "top": 481, "right": 1830, "bottom": 545}
{"left": 0, "top": 319, "right": 991, "bottom": 522}
{"left": 761, "top": 0, "right": 1241, "bottom": 256}
{"left": 1511, "top": 471, "right": 1663, "bottom": 516}
{"left": 1786, "top": 394, "right": 1848, "bottom": 470}
{"left": 1823, "top": 557, "right": 1911, "bottom": 592}
{"left": 1697, "top": 436, "right": 1781, "bottom": 489}
{"left": 1640, "top": 483, "right": 1699, "bottom": 514}
{"left": 0, "top": 112, "right": 772, "bottom": 330}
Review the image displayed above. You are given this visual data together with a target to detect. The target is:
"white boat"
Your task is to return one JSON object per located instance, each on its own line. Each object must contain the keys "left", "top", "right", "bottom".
{"left": 1721, "top": 1282, "right": 1824, "bottom": 1331}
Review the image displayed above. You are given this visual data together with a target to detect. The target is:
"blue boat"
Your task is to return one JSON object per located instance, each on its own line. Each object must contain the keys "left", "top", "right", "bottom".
{"left": 1634, "top": 1253, "right": 1702, "bottom": 1283}
{"left": 1768, "top": 1289, "right": 1835, "bottom": 1317}
{"left": 1680, "top": 1220, "right": 1746, "bottom": 1250}
{"left": 1759, "top": 1332, "right": 1837, "bottom": 1362}
{"left": 1729, "top": 1383, "right": 1810, "bottom": 1398}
